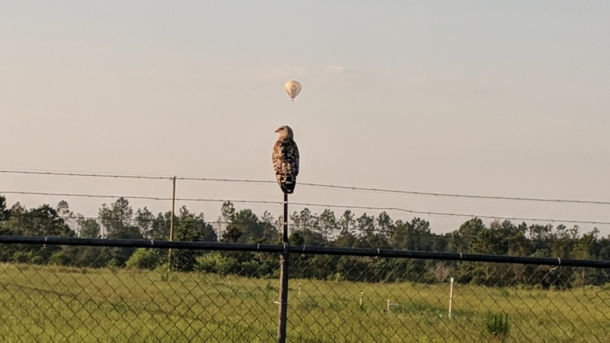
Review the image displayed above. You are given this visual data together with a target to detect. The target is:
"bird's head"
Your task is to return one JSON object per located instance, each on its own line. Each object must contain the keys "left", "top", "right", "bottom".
{"left": 275, "top": 125, "right": 294, "bottom": 139}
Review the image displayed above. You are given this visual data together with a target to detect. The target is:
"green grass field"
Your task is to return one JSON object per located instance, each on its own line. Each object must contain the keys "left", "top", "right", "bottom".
{"left": 1, "top": 263, "right": 609, "bottom": 342}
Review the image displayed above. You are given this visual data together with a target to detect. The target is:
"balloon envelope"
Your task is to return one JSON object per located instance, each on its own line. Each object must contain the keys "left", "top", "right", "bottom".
{"left": 285, "top": 80, "right": 302, "bottom": 101}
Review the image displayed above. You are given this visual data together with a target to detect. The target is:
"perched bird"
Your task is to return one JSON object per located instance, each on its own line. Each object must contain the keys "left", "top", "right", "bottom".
{"left": 272, "top": 125, "right": 300, "bottom": 194}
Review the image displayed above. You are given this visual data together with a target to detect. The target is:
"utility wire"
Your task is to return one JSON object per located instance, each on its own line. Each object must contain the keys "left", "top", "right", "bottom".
{"left": 2, "top": 191, "right": 170, "bottom": 201}
{"left": 0, "top": 170, "right": 170, "bottom": 181}
{"left": 297, "top": 183, "right": 610, "bottom": 206}
{"left": 3, "top": 190, "right": 609, "bottom": 226}
{"left": 1, "top": 169, "right": 608, "bottom": 206}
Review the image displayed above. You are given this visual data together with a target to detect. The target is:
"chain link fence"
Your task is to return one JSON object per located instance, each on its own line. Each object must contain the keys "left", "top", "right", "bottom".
{"left": 1, "top": 236, "right": 610, "bottom": 342}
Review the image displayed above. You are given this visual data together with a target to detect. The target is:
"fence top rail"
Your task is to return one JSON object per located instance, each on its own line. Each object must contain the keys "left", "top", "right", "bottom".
{"left": 0, "top": 235, "right": 283, "bottom": 253}
{"left": 1, "top": 235, "right": 609, "bottom": 269}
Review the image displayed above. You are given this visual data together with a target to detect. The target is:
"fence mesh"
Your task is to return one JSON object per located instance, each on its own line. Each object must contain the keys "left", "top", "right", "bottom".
{"left": 1, "top": 242, "right": 610, "bottom": 342}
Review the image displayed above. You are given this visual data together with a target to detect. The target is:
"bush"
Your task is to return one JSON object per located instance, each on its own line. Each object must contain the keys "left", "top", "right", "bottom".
{"left": 49, "top": 252, "right": 68, "bottom": 266}
{"left": 485, "top": 312, "right": 510, "bottom": 341}
{"left": 13, "top": 251, "right": 32, "bottom": 263}
{"left": 126, "top": 249, "right": 161, "bottom": 270}
{"left": 196, "top": 252, "right": 239, "bottom": 275}
{"left": 31, "top": 255, "right": 44, "bottom": 265}
{"left": 106, "top": 258, "right": 120, "bottom": 274}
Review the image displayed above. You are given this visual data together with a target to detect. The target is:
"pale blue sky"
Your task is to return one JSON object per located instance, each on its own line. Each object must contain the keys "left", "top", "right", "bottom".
{"left": 1, "top": 1, "right": 609, "bottom": 234}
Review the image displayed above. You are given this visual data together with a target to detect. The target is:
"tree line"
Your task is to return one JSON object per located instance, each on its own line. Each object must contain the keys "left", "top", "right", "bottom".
{"left": 0, "top": 194, "right": 607, "bottom": 288}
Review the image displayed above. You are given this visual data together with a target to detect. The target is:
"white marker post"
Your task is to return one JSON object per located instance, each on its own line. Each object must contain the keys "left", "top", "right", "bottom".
{"left": 448, "top": 277, "right": 455, "bottom": 319}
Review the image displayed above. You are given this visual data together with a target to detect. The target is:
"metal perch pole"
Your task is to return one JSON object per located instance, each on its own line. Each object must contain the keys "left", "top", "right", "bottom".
{"left": 277, "top": 192, "right": 289, "bottom": 343}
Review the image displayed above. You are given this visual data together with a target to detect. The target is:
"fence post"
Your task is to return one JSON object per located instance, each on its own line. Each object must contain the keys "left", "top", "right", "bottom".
{"left": 277, "top": 193, "right": 289, "bottom": 343}
{"left": 448, "top": 277, "right": 454, "bottom": 319}
{"left": 168, "top": 176, "right": 176, "bottom": 271}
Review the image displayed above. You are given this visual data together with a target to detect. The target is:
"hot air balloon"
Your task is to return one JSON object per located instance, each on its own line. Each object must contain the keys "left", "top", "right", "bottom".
{"left": 285, "top": 80, "right": 302, "bottom": 101}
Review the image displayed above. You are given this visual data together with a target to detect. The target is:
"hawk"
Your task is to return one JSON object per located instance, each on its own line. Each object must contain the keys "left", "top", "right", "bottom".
{"left": 272, "top": 125, "right": 300, "bottom": 194}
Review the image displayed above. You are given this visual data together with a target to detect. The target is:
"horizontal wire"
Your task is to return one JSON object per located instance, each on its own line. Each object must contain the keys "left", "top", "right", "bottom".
{"left": 297, "top": 182, "right": 610, "bottom": 206}
{"left": 0, "top": 169, "right": 171, "bottom": 181}
{"left": 1, "top": 169, "right": 609, "bottom": 206}
{"left": 3, "top": 190, "right": 609, "bottom": 226}
{"left": 2, "top": 191, "right": 171, "bottom": 201}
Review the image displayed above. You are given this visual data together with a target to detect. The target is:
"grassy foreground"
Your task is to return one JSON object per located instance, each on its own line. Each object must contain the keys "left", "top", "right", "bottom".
{"left": 0, "top": 263, "right": 609, "bottom": 342}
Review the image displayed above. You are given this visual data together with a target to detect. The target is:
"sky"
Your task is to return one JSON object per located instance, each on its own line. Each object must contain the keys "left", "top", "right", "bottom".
{"left": 1, "top": 1, "right": 610, "bottom": 235}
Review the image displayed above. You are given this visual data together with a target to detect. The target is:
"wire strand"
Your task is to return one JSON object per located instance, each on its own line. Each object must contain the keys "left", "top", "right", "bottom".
{"left": 1, "top": 169, "right": 608, "bottom": 206}
{"left": 0, "top": 169, "right": 171, "bottom": 181}
{"left": 3, "top": 190, "right": 609, "bottom": 226}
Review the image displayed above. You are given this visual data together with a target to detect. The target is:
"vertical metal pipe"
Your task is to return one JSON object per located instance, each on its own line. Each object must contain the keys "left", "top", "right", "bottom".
{"left": 277, "top": 192, "right": 289, "bottom": 343}
{"left": 282, "top": 193, "right": 288, "bottom": 242}
{"left": 170, "top": 176, "right": 176, "bottom": 241}
{"left": 168, "top": 176, "right": 176, "bottom": 271}
{"left": 448, "top": 277, "right": 454, "bottom": 319}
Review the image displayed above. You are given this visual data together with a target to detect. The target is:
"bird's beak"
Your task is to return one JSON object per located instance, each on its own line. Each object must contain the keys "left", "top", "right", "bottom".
{"left": 275, "top": 128, "right": 280, "bottom": 133}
